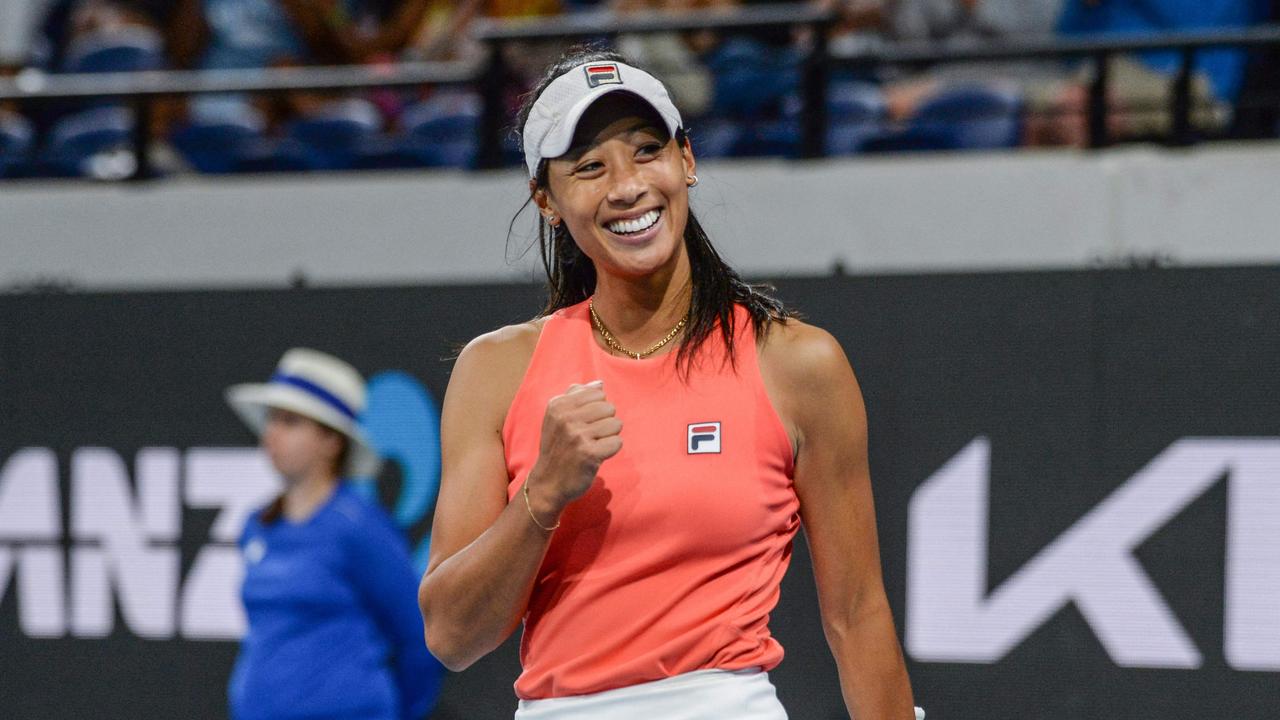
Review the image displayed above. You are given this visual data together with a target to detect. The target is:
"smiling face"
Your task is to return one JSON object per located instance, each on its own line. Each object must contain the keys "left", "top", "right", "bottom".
{"left": 535, "top": 94, "right": 697, "bottom": 282}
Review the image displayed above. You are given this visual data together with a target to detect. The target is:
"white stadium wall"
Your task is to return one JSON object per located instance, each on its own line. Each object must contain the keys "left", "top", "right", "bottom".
{"left": 3, "top": 142, "right": 1280, "bottom": 290}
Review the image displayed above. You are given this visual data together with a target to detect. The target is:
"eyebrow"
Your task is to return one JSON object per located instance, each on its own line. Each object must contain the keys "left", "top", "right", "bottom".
{"left": 563, "top": 121, "right": 665, "bottom": 163}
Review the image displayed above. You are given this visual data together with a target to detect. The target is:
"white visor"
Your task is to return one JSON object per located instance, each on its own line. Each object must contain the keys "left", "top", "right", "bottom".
{"left": 522, "top": 61, "right": 683, "bottom": 177}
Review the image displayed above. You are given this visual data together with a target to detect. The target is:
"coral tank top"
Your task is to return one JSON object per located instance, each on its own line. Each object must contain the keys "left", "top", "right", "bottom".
{"left": 502, "top": 299, "right": 800, "bottom": 699}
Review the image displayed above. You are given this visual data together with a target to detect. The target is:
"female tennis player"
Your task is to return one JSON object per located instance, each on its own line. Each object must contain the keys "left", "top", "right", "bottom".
{"left": 419, "top": 48, "right": 921, "bottom": 719}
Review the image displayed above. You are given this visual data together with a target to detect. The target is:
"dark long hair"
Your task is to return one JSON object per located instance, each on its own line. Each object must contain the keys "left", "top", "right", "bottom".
{"left": 513, "top": 46, "right": 792, "bottom": 374}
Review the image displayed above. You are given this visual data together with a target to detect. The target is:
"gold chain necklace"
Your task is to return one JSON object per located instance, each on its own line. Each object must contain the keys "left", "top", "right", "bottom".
{"left": 588, "top": 299, "right": 687, "bottom": 360}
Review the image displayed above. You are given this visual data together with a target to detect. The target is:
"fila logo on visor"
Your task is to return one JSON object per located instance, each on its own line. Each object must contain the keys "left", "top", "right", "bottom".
{"left": 585, "top": 63, "right": 623, "bottom": 88}
{"left": 688, "top": 422, "right": 721, "bottom": 454}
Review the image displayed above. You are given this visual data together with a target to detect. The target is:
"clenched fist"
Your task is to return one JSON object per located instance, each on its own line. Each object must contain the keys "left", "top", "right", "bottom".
{"left": 526, "top": 380, "right": 623, "bottom": 518}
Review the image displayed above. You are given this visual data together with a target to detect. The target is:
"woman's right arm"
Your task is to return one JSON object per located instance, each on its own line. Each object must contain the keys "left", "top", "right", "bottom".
{"left": 418, "top": 326, "right": 621, "bottom": 671}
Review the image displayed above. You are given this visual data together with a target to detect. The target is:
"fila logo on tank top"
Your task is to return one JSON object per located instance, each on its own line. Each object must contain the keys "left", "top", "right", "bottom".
{"left": 502, "top": 300, "right": 799, "bottom": 700}
{"left": 688, "top": 422, "right": 722, "bottom": 454}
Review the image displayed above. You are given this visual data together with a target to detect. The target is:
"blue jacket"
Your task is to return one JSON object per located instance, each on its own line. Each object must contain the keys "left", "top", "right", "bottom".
{"left": 230, "top": 484, "right": 442, "bottom": 720}
{"left": 1057, "top": 0, "right": 1268, "bottom": 102}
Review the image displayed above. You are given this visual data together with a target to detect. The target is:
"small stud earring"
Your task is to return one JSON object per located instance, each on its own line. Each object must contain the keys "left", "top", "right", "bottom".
{"left": 687, "top": 175, "right": 698, "bottom": 188}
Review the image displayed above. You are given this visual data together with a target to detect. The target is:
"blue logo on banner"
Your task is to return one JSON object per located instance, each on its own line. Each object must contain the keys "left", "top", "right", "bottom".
{"left": 351, "top": 371, "right": 442, "bottom": 574}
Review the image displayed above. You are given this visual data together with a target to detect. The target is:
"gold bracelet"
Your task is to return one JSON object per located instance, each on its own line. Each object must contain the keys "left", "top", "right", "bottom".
{"left": 523, "top": 480, "right": 560, "bottom": 532}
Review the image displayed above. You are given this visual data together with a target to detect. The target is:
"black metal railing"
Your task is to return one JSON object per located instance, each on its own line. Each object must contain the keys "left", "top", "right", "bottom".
{"left": 1, "top": 4, "right": 1278, "bottom": 180}
{"left": 827, "top": 24, "right": 1280, "bottom": 148}
{"left": 0, "top": 60, "right": 483, "bottom": 179}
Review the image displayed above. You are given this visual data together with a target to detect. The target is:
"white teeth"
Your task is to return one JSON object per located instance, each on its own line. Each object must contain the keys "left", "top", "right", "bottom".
{"left": 607, "top": 209, "right": 660, "bottom": 235}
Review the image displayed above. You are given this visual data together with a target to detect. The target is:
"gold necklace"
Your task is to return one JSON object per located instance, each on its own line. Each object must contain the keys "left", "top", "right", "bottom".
{"left": 589, "top": 299, "right": 687, "bottom": 360}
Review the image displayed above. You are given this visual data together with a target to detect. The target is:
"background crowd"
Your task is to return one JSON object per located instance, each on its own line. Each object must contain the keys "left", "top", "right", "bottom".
{"left": 1, "top": 0, "right": 1277, "bottom": 178}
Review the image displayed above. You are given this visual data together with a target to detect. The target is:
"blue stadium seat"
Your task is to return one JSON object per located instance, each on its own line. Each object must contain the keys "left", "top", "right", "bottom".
{"left": 171, "top": 108, "right": 267, "bottom": 174}
{"left": 857, "top": 126, "right": 960, "bottom": 154}
{"left": 705, "top": 37, "right": 800, "bottom": 118}
{"left": 349, "top": 134, "right": 429, "bottom": 171}
{"left": 351, "top": 92, "right": 489, "bottom": 172}
{"left": 405, "top": 115, "right": 476, "bottom": 167}
{"left": 825, "top": 81, "right": 888, "bottom": 155}
{"left": 399, "top": 91, "right": 480, "bottom": 129}
{"left": 909, "top": 84, "right": 1024, "bottom": 151}
{"left": 827, "top": 81, "right": 888, "bottom": 117}
{"left": 62, "top": 27, "right": 166, "bottom": 74}
{"left": 41, "top": 106, "right": 135, "bottom": 177}
{"left": 286, "top": 99, "right": 384, "bottom": 170}
{"left": 172, "top": 121, "right": 263, "bottom": 174}
{"left": 772, "top": 80, "right": 888, "bottom": 157}
{"left": 687, "top": 118, "right": 741, "bottom": 159}
{"left": 0, "top": 112, "right": 35, "bottom": 178}
{"left": 733, "top": 119, "right": 799, "bottom": 158}
{"left": 231, "top": 137, "right": 321, "bottom": 174}
{"left": 398, "top": 92, "right": 482, "bottom": 169}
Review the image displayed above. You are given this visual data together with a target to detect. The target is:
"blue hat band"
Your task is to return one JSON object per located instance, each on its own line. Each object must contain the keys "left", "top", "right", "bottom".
{"left": 269, "top": 372, "right": 358, "bottom": 422}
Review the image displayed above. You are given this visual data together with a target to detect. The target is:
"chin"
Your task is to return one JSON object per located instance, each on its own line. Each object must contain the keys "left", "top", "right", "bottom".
{"left": 606, "top": 240, "right": 683, "bottom": 277}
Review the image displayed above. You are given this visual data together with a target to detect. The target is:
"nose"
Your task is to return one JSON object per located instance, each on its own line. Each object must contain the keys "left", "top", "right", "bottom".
{"left": 606, "top": 159, "right": 647, "bottom": 207}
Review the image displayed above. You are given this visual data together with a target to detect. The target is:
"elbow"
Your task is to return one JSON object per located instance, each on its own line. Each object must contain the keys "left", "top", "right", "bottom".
{"left": 822, "top": 589, "right": 894, "bottom": 642}
{"left": 419, "top": 586, "right": 480, "bottom": 671}
{"left": 419, "top": 586, "right": 468, "bottom": 671}
{"left": 422, "top": 605, "right": 517, "bottom": 672}
{"left": 423, "top": 623, "right": 480, "bottom": 672}
{"left": 419, "top": 569, "right": 515, "bottom": 671}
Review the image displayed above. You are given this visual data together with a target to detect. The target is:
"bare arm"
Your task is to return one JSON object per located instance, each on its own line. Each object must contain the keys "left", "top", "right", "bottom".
{"left": 418, "top": 325, "right": 623, "bottom": 671}
{"left": 761, "top": 321, "right": 916, "bottom": 719}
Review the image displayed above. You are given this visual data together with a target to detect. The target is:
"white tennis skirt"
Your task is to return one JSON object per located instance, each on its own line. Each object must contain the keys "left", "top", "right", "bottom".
{"left": 513, "top": 668, "right": 788, "bottom": 720}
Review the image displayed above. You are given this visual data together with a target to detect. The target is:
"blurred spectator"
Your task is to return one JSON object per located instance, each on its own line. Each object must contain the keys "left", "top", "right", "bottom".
{"left": 691, "top": 0, "right": 806, "bottom": 119}
{"left": 822, "top": 0, "right": 890, "bottom": 59}
{"left": 279, "top": 0, "right": 435, "bottom": 65}
{"left": 167, "top": 0, "right": 436, "bottom": 130}
{"left": 879, "top": 0, "right": 1064, "bottom": 121}
{"left": 401, "top": 0, "right": 488, "bottom": 62}
{"left": 399, "top": 0, "right": 564, "bottom": 113}
{"left": 613, "top": 0, "right": 715, "bottom": 117}
{"left": 1031, "top": 0, "right": 1269, "bottom": 145}
{"left": 166, "top": 0, "right": 307, "bottom": 128}
{"left": 12, "top": 0, "right": 188, "bottom": 177}
{"left": 738, "top": 0, "right": 810, "bottom": 48}
{"left": 31, "top": 0, "right": 172, "bottom": 71}
{"left": 0, "top": 0, "right": 44, "bottom": 116}
{"left": 1233, "top": 0, "right": 1280, "bottom": 138}
{"left": 0, "top": 0, "right": 55, "bottom": 69}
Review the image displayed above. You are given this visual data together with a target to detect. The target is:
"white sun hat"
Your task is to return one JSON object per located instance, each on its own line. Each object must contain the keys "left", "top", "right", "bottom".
{"left": 522, "top": 60, "right": 683, "bottom": 177}
{"left": 225, "top": 348, "right": 382, "bottom": 479}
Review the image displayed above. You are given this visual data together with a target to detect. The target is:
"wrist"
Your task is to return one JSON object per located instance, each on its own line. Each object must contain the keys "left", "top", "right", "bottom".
{"left": 522, "top": 471, "right": 564, "bottom": 532}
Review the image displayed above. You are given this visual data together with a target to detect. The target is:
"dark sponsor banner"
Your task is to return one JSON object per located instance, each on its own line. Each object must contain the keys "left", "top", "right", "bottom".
{"left": 1, "top": 268, "right": 1277, "bottom": 720}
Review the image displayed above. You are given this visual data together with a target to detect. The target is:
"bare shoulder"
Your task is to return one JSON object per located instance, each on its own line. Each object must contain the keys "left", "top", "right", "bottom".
{"left": 752, "top": 317, "right": 865, "bottom": 458}
{"left": 757, "top": 318, "right": 862, "bottom": 453}
{"left": 455, "top": 318, "right": 546, "bottom": 374}
{"left": 445, "top": 318, "right": 548, "bottom": 421}
{"left": 758, "top": 317, "right": 855, "bottom": 394}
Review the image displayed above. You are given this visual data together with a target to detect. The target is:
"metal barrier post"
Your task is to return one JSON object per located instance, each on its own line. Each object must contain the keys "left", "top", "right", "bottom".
{"left": 130, "top": 96, "right": 153, "bottom": 181}
{"left": 1171, "top": 47, "right": 1196, "bottom": 145}
{"left": 477, "top": 43, "right": 508, "bottom": 170}
{"left": 1088, "top": 51, "right": 1111, "bottom": 148}
{"left": 800, "top": 19, "right": 830, "bottom": 159}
